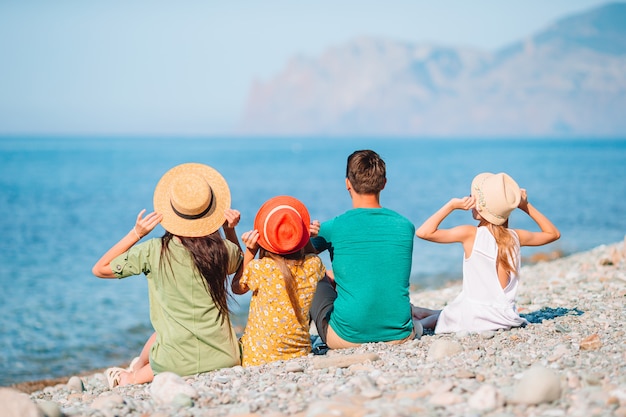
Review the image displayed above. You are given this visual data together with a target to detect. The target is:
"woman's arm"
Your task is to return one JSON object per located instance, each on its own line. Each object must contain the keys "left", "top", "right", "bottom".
{"left": 222, "top": 209, "right": 245, "bottom": 288}
{"left": 230, "top": 229, "right": 259, "bottom": 294}
{"left": 92, "top": 210, "right": 162, "bottom": 278}
{"left": 416, "top": 196, "right": 476, "bottom": 244}
{"left": 515, "top": 189, "right": 561, "bottom": 247}
{"left": 222, "top": 209, "right": 242, "bottom": 251}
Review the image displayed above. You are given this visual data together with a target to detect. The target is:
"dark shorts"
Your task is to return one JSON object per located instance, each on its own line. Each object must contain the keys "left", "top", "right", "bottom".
{"left": 309, "top": 276, "right": 337, "bottom": 343}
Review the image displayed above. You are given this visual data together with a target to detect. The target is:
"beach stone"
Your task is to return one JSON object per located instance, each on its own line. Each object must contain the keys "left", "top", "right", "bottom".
{"left": 429, "top": 379, "right": 455, "bottom": 394}
{"left": 567, "top": 372, "right": 582, "bottom": 389}
{"left": 351, "top": 375, "right": 382, "bottom": 399}
{"left": 428, "top": 339, "right": 462, "bottom": 360}
{"left": 548, "top": 344, "right": 569, "bottom": 362}
{"left": 480, "top": 330, "right": 496, "bottom": 339}
{"left": 66, "top": 376, "right": 84, "bottom": 392}
{"left": 468, "top": 384, "right": 503, "bottom": 411}
{"left": 214, "top": 374, "right": 231, "bottom": 383}
{"left": 429, "top": 391, "right": 463, "bottom": 406}
{"left": 555, "top": 323, "right": 571, "bottom": 333}
{"left": 584, "top": 373, "right": 603, "bottom": 386}
{"left": 0, "top": 388, "right": 43, "bottom": 417}
{"left": 90, "top": 393, "right": 125, "bottom": 410}
{"left": 66, "top": 392, "right": 83, "bottom": 401}
{"left": 170, "top": 392, "right": 194, "bottom": 408}
{"left": 228, "top": 414, "right": 263, "bottom": 417}
{"left": 579, "top": 334, "right": 603, "bottom": 350}
{"left": 36, "top": 400, "right": 62, "bottom": 417}
{"left": 511, "top": 365, "right": 562, "bottom": 405}
{"left": 311, "top": 352, "right": 379, "bottom": 369}
{"left": 455, "top": 369, "right": 475, "bottom": 379}
{"left": 150, "top": 372, "right": 198, "bottom": 405}
{"left": 306, "top": 399, "right": 367, "bottom": 416}
{"left": 285, "top": 362, "right": 305, "bottom": 373}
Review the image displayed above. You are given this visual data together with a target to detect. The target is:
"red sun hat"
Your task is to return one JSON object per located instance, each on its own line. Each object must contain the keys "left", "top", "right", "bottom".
{"left": 254, "top": 196, "right": 311, "bottom": 255}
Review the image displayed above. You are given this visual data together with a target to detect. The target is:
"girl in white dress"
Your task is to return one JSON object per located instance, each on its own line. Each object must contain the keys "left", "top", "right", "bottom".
{"left": 413, "top": 172, "right": 560, "bottom": 334}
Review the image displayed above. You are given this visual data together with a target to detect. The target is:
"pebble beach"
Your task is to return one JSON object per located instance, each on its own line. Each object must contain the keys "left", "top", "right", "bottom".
{"left": 3, "top": 239, "right": 625, "bottom": 417}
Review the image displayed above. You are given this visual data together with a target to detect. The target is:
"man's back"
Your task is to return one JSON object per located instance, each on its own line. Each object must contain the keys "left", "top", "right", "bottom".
{"left": 318, "top": 207, "right": 415, "bottom": 343}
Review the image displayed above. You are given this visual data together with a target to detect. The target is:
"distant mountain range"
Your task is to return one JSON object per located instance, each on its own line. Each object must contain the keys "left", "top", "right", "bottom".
{"left": 238, "top": 3, "right": 626, "bottom": 137}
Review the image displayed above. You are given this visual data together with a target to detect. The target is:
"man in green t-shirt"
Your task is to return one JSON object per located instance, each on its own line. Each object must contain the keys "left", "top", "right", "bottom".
{"left": 309, "top": 150, "right": 419, "bottom": 349}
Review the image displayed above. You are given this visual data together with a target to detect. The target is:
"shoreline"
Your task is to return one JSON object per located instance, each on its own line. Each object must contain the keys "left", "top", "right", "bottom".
{"left": 3, "top": 239, "right": 625, "bottom": 416}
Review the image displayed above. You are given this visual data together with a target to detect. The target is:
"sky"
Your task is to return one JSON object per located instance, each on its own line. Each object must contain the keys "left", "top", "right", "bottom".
{"left": 0, "top": 0, "right": 617, "bottom": 137}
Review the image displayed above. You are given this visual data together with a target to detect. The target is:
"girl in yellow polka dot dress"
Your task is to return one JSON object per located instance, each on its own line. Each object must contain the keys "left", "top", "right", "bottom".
{"left": 232, "top": 196, "right": 326, "bottom": 366}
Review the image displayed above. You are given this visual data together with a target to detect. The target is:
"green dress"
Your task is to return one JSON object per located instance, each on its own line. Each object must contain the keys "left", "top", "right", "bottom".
{"left": 111, "top": 237, "right": 242, "bottom": 376}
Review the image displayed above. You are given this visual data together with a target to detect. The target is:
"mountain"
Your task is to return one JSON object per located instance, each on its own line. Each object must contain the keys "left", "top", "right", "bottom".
{"left": 238, "top": 3, "right": 626, "bottom": 137}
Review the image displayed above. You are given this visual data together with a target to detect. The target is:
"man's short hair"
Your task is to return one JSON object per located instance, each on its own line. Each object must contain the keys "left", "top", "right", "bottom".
{"left": 346, "top": 150, "right": 386, "bottom": 195}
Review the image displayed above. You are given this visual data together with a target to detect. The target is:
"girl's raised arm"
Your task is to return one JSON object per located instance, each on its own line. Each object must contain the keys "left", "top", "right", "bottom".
{"left": 231, "top": 229, "right": 259, "bottom": 294}
{"left": 416, "top": 196, "right": 476, "bottom": 245}
{"left": 514, "top": 189, "right": 560, "bottom": 247}
{"left": 92, "top": 210, "right": 162, "bottom": 278}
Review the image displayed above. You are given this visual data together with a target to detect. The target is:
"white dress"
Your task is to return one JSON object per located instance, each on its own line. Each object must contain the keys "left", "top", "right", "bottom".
{"left": 435, "top": 226, "right": 528, "bottom": 334}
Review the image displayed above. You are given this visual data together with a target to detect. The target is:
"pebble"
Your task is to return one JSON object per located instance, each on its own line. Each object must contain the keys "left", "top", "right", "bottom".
{"left": 511, "top": 365, "right": 562, "bottom": 405}
{"left": 65, "top": 376, "right": 84, "bottom": 393}
{"left": 427, "top": 339, "right": 462, "bottom": 360}
{"left": 16, "top": 240, "right": 625, "bottom": 417}
{"left": 36, "top": 400, "right": 62, "bottom": 417}
{"left": 150, "top": 372, "right": 198, "bottom": 406}
{"left": 468, "top": 384, "right": 503, "bottom": 411}
{"left": 0, "top": 388, "right": 43, "bottom": 417}
{"left": 311, "top": 352, "right": 379, "bottom": 369}
{"left": 579, "top": 333, "right": 603, "bottom": 350}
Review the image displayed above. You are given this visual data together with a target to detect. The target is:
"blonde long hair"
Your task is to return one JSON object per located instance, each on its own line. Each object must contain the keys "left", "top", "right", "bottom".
{"left": 479, "top": 220, "right": 518, "bottom": 278}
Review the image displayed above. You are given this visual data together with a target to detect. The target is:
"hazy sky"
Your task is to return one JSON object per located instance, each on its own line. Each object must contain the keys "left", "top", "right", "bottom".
{"left": 0, "top": 0, "right": 616, "bottom": 136}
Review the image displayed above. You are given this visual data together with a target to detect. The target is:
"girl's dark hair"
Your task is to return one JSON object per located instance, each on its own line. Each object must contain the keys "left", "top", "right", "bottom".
{"left": 259, "top": 248, "right": 306, "bottom": 325}
{"left": 161, "top": 231, "right": 231, "bottom": 325}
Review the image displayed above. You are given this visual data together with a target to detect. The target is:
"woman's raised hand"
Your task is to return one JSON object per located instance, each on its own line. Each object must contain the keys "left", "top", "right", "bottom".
{"left": 450, "top": 196, "right": 475, "bottom": 211}
{"left": 224, "top": 209, "right": 241, "bottom": 229}
{"left": 135, "top": 209, "right": 163, "bottom": 238}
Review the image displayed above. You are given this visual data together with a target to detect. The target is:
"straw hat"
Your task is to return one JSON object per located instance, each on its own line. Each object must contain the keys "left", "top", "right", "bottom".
{"left": 471, "top": 172, "right": 521, "bottom": 226}
{"left": 254, "top": 196, "right": 311, "bottom": 255}
{"left": 153, "top": 163, "right": 230, "bottom": 237}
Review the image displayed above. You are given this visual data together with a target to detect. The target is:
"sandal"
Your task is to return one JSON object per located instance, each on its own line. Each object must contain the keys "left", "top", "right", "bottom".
{"left": 105, "top": 367, "right": 125, "bottom": 389}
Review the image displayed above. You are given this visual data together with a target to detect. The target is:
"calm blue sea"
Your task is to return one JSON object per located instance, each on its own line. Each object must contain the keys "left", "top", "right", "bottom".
{"left": 1, "top": 136, "right": 625, "bottom": 386}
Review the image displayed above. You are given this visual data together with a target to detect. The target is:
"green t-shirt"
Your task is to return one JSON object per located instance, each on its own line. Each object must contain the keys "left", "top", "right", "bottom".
{"left": 319, "top": 208, "right": 415, "bottom": 343}
{"left": 111, "top": 237, "right": 242, "bottom": 376}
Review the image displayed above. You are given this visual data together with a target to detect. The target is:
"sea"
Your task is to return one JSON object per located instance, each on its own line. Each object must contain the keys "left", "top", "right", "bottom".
{"left": 1, "top": 136, "right": 625, "bottom": 386}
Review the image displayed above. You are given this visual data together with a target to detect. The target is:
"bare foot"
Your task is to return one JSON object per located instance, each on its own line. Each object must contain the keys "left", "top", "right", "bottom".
{"left": 118, "top": 370, "right": 134, "bottom": 386}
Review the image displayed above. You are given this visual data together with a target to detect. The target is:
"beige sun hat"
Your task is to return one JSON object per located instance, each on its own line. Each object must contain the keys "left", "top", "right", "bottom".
{"left": 153, "top": 163, "right": 230, "bottom": 237}
{"left": 471, "top": 172, "right": 521, "bottom": 226}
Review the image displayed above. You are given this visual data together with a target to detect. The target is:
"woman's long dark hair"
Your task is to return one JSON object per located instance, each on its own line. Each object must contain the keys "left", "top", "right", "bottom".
{"left": 160, "top": 231, "right": 231, "bottom": 325}
{"left": 259, "top": 248, "right": 306, "bottom": 325}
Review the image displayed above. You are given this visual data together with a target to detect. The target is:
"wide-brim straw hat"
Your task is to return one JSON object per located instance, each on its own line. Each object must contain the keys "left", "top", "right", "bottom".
{"left": 471, "top": 172, "right": 521, "bottom": 226}
{"left": 254, "top": 196, "right": 311, "bottom": 255}
{"left": 153, "top": 163, "right": 230, "bottom": 237}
